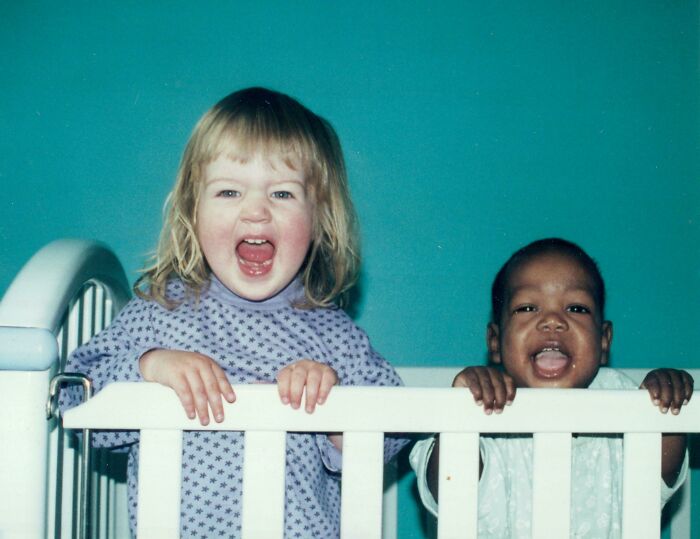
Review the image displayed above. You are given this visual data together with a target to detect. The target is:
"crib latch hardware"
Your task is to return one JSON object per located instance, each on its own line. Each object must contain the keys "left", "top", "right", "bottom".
{"left": 46, "top": 373, "right": 94, "bottom": 539}
{"left": 46, "top": 372, "right": 93, "bottom": 419}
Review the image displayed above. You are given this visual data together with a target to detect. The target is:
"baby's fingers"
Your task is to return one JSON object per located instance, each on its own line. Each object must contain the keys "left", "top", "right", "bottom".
{"left": 484, "top": 369, "right": 515, "bottom": 414}
{"left": 454, "top": 368, "right": 497, "bottom": 414}
{"left": 643, "top": 369, "right": 693, "bottom": 414}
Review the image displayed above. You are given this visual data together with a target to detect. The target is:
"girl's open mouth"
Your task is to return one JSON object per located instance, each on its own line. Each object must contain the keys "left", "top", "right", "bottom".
{"left": 532, "top": 347, "right": 570, "bottom": 378}
{"left": 236, "top": 238, "right": 275, "bottom": 276}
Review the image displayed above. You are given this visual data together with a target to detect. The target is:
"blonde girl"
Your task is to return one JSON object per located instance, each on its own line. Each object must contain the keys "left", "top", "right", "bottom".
{"left": 62, "top": 87, "right": 406, "bottom": 538}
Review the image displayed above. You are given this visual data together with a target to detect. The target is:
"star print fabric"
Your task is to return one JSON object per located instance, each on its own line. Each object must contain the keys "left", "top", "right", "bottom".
{"left": 60, "top": 276, "right": 407, "bottom": 538}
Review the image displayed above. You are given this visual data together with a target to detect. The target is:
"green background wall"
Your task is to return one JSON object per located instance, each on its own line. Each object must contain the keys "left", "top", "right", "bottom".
{"left": 1, "top": 2, "right": 698, "bottom": 537}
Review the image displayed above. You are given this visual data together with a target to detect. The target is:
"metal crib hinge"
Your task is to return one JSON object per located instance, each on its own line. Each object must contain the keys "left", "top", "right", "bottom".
{"left": 47, "top": 373, "right": 94, "bottom": 539}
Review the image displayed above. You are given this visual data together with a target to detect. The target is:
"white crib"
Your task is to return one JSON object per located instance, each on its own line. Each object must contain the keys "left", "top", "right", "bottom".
{"left": 1, "top": 239, "right": 699, "bottom": 539}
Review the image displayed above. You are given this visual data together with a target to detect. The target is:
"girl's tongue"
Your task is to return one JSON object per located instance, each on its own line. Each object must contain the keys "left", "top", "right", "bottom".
{"left": 533, "top": 349, "right": 569, "bottom": 375}
{"left": 236, "top": 240, "right": 274, "bottom": 275}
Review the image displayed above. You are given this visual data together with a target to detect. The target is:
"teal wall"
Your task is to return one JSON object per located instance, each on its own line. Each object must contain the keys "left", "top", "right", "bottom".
{"left": 1, "top": 2, "right": 698, "bottom": 536}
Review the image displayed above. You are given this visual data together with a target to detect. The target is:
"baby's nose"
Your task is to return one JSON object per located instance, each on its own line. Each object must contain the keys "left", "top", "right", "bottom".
{"left": 537, "top": 312, "right": 568, "bottom": 331}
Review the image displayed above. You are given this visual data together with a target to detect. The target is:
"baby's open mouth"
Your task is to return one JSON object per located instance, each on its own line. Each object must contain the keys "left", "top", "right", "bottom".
{"left": 532, "top": 347, "right": 570, "bottom": 378}
{"left": 236, "top": 238, "right": 275, "bottom": 276}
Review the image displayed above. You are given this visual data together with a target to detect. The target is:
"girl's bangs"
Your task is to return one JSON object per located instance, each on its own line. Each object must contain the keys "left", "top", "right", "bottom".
{"left": 201, "top": 108, "right": 318, "bottom": 177}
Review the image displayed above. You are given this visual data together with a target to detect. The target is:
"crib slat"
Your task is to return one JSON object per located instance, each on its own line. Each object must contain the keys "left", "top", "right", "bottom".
{"left": 136, "top": 429, "right": 182, "bottom": 539}
{"left": 340, "top": 432, "right": 384, "bottom": 539}
{"left": 622, "top": 432, "right": 661, "bottom": 539}
{"left": 437, "top": 432, "right": 479, "bottom": 539}
{"left": 241, "top": 431, "right": 287, "bottom": 539}
{"left": 532, "top": 433, "right": 571, "bottom": 538}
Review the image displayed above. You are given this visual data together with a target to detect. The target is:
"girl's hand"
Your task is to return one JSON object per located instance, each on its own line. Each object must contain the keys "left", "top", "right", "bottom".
{"left": 139, "top": 349, "right": 235, "bottom": 425}
{"left": 276, "top": 359, "right": 338, "bottom": 413}
{"left": 452, "top": 366, "right": 516, "bottom": 415}
{"left": 641, "top": 368, "right": 694, "bottom": 414}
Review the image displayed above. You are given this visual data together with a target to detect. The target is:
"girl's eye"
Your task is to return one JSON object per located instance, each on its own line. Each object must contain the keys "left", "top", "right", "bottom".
{"left": 271, "top": 191, "right": 293, "bottom": 200}
{"left": 217, "top": 190, "right": 240, "bottom": 198}
{"left": 568, "top": 304, "right": 591, "bottom": 314}
{"left": 514, "top": 305, "right": 537, "bottom": 313}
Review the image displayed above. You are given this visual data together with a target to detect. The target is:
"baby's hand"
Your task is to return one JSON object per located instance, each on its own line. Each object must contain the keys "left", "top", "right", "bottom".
{"left": 453, "top": 366, "right": 516, "bottom": 415}
{"left": 640, "top": 368, "right": 694, "bottom": 414}
{"left": 276, "top": 359, "right": 338, "bottom": 413}
{"left": 139, "top": 349, "right": 235, "bottom": 425}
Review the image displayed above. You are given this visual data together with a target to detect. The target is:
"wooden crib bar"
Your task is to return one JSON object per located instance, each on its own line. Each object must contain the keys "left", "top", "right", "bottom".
{"left": 622, "top": 432, "right": 662, "bottom": 538}
{"left": 137, "top": 429, "right": 182, "bottom": 538}
{"left": 341, "top": 432, "right": 385, "bottom": 539}
{"left": 242, "top": 431, "right": 286, "bottom": 538}
{"left": 437, "top": 432, "right": 479, "bottom": 539}
{"left": 63, "top": 384, "right": 700, "bottom": 539}
{"left": 532, "top": 432, "right": 572, "bottom": 538}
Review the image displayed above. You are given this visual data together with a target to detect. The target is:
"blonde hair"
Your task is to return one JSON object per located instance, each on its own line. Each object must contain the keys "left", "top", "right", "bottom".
{"left": 135, "top": 87, "right": 360, "bottom": 309}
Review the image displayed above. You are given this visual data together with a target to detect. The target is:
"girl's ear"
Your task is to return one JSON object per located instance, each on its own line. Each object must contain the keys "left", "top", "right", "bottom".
{"left": 600, "top": 321, "right": 613, "bottom": 366}
{"left": 487, "top": 323, "right": 502, "bottom": 365}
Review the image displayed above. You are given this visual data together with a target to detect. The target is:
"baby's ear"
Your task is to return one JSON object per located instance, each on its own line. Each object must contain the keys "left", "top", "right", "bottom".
{"left": 599, "top": 321, "right": 613, "bottom": 366}
{"left": 487, "top": 323, "right": 502, "bottom": 364}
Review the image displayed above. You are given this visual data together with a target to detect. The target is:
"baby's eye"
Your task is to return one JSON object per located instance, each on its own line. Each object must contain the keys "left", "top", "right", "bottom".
{"left": 217, "top": 190, "right": 240, "bottom": 198}
{"left": 271, "top": 191, "right": 293, "bottom": 200}
{"left": 567, "top": 304, "right": 591, "bottom": 314}
{"left": 513, "top": 305, "right": 537, "bottom": 313}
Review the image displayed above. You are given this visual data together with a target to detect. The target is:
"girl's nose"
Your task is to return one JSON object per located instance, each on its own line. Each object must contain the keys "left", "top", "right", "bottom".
{"left": 241, "top": 196, "right": 272, "bottom": 223}
{"left": 537, "top": 311, "right": 568, "bottom": 332}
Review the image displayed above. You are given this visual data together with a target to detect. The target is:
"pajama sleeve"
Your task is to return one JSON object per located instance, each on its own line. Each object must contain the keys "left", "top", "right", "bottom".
{"left": 58, "top": 295, "right": 160, "bottom": 449}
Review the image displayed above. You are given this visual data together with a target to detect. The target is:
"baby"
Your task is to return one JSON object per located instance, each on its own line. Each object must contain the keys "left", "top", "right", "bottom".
{"left": 410, "top": 237, "right": 693, "bottom": 538}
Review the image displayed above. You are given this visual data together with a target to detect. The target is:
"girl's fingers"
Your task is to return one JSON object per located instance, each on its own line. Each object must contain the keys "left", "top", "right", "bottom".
{"left": 304, "top": 368, "right": 322, "bottom": 413}
{"left": 317, "top": 368, "right": 337, "bottom": 405}
{"left": 277, "top": 361, "right": 338, "bottom": 413}
{"left": 185, "top": 371, "right": 211, "bottom": 425}
{"left": 288, "top": 365, "right": 308, "bottom": 410}
{"left": 172, "top": 374, "right": 197, "bottom": 421}
{"left": 201, "top": 366, "right": 225, "bottom": 423}
{"left": 211, "top": 363, "right": 236, "bottom": 404}
{"left": 276, "top": 368, "right": 291, "bottom": 404}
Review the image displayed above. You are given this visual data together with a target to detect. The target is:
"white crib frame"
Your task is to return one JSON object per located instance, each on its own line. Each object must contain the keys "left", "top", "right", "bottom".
{"left": 62, "top": 382, "right": 700, "bottom": 539}
{"left": 0, "top": 239, "right": 130, "bottom": 538}
{"left": 1, "top": 239, "right": 699, "bottom": 539}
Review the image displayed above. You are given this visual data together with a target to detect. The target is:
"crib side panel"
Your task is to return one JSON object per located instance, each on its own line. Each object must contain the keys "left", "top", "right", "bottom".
{"left": 0, "top": 369, "right": 52, "bottom": 538}
{"left": 64, "top": 384, "right": 700, "bottom": 539}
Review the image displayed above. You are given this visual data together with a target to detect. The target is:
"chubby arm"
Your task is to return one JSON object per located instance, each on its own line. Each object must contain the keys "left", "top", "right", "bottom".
{"left": 640, "top": 368, "right": 694, "bottom": 487}
{"left": 426, "top": 366, "right": 516, "bottom": 501}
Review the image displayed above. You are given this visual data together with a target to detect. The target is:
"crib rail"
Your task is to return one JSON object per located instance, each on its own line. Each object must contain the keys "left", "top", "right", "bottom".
{"left": 63, "top": 383, "right": 700, "bottom": 539}
{"left": 0, "top": 239, "right": 130, "bottom": 539}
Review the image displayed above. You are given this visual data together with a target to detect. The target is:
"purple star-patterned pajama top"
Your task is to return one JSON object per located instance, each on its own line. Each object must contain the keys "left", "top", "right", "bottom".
{"left": 60, "top": 275, "right": 408, "bottom": 538}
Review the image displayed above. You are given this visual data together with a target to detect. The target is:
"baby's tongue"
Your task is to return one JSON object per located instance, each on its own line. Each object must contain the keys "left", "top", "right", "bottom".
{"left": 237, "top": 241, "right": 274, "bottom": 263}
{"left": 534, "top": 349, "right": 569, "bottom": 370}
